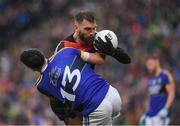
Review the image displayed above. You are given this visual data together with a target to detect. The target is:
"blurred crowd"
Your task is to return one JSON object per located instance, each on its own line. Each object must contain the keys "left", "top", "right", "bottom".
{"left": 0, "top": 0, "right": 180, "bottom": 125}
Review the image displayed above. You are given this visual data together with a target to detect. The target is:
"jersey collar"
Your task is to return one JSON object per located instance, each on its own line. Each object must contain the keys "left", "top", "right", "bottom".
{"left": 41, "top": 59, "right": 49, "bottom": 73}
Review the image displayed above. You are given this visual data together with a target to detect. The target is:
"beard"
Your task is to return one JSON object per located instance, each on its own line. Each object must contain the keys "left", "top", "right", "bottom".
{"left": 148, "top": 68, "right": 156, "bottom": 75}
{"left": 79, "top": 32, "right": 95, "bottom": 43}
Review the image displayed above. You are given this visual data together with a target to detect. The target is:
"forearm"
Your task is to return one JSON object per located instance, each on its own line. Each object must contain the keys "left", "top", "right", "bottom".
{"left": 112, "top": 47, "right": 131, "bottom": 64}
{"left": 144, "top": 97, "right": 149, "bottom": 111}
{"left": 80, "top": 51, "right": 105, "bottom": 65}
{"left": 165, "top": 88, "right": 175, "bottom": 108}
{"left": 87, "top": 53, "right": 105, "bottom": 64}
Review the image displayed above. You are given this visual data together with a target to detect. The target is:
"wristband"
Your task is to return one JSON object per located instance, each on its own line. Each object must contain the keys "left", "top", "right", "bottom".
{"left": 81, "top": 51, "right": 90, "bottom": 61}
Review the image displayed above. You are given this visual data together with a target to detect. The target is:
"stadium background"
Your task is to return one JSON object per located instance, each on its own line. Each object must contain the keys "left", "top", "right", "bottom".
{"left": 0, "top": 0, "right": 180, "bottom": 125}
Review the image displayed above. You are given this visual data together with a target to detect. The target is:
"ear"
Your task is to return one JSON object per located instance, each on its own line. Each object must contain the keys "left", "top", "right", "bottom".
{"left": 73, "top": 21, "right": 79, "bottom": 32}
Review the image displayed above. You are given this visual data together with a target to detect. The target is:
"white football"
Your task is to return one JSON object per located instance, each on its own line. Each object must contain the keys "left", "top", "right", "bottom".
{"left": 94, "top": 30, "right": 118, "bottom": 49}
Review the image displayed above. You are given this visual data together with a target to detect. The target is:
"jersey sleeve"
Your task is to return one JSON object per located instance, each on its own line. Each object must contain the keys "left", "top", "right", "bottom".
{"left": 71, "top": 48, "right": 89, "bottom": 61}
{"left": 70, "top": 48, "right": 81, "bottom": 56}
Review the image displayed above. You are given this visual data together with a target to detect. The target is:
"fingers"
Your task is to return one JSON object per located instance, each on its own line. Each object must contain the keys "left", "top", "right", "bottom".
{"left": 96, "top": 36, "right": 110, "bottom": 45}
{"left": 97, "top": 37, "right": 107, "bottom": 45}
{"left": 94, "top": 43, "right": 103, "bottom": 51}
{"left": 105, "top": 35, "right": 111, "bottom": 41}
{"left": 97, "top": 36, "right": 104, "bottom": 43}
{"left": 94, "top": 37, "right": 106, "bottom": 49}
{"left": 105, "top": 36, "right": 113, "bottom": 46}
{"left": 94, "top": 40, "right": 105, "bottom": 53}
{"left": 94, "top": 39, "right": 101, "bottom": 45}
{"left": 94, "top": 36, "right": 112, "bottom": 54}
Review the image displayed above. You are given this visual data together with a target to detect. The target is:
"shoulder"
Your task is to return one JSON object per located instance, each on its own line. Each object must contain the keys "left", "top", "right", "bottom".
{"left": 63, "top": 34, "right": 75, "bottom": 42}
{"left": 55, "top": 47, "right": 80, "bottom": 57}
{"left": 162, "top": 69, "right": 174, "bottom": 83}
{"left": 54, "top": 34, "right": 75, "bottom": 53}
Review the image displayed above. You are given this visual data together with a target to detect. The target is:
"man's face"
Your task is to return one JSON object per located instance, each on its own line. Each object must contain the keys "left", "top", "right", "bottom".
{"left": 145, "top": 59, "right": 158, "bottom": 75}
{"left": 75, "top": 19, "right": 97, "bottom": 43}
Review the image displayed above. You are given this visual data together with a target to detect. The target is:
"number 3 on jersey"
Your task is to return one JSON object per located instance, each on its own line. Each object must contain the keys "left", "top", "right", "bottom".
{"left": 60, "top": 65, "right": 81, "bottom": 102}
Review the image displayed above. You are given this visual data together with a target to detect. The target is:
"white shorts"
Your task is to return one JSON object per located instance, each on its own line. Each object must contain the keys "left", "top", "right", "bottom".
{"left": 145, "top": 115, "right": 170, "bottom": 126}
{"left": 83, "top": 86, "right": 122, "bottom": 126}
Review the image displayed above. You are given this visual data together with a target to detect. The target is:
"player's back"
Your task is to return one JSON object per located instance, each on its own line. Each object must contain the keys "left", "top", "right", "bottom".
{"left": 36, "top": 48, "right": 109, "bottom": 116}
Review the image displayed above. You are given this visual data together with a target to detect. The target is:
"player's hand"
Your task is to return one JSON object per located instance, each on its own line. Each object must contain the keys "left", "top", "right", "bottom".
{"left": 139, "top": 113, "right": 146, "bottom": 126}
{"left": 94, "top": 36, "right": 115, "bottom": 55}
{"left": 94, "top": 36, "right": 131, "bottom": 64}
{"left": 158, "top": 107, "right": 169, "bottom": 118}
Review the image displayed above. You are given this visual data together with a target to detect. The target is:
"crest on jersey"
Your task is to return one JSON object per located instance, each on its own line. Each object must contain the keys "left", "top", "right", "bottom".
{"left": 49, "top": 66, "right": 61, "bottom": 86}
{"left": 148, "top": 78, "right": 162, "bottom": 95}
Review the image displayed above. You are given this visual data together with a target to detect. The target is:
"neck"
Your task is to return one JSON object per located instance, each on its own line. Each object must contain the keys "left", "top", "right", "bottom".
{"left": 155, "top": 66, "right": 162, "bottom": 76}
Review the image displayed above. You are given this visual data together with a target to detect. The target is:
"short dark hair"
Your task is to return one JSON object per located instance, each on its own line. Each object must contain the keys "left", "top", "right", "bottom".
{"left": 146, "top": 55, "right": 159, "bottom": 60}
{"left": 74, "top": 11, "right": 96, "bottom": 23}
{"left": 20, "top": 49, "right": 45, "bottom": 71}
{"left": 144, "top": 54, "right": 160, "bottom": 63}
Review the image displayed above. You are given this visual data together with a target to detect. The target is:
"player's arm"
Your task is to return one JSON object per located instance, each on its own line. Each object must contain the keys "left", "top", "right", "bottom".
{"left": 94, "top": 36, "right": 131, "bottom": 64}
{"left": 91, "top": 52, "right": 105, "bottom": 64}
{"left": 139, "top": 85, "right": 149, "bottom": 125}
{"left": 80, "top": 51, "right": 105, "bottom": 65}
{"left": 165, "top": 71, "right": 175, "bottom": 108}
{"left": 55, "top": 42, "right": 105, "bottom": 65}
{"left": 157, "top": 71, "right": 175, "bottom": 118}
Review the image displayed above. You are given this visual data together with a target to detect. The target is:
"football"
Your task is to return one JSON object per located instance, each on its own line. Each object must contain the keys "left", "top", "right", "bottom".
{"left": 95, "top": 30, "right": 118, "bottom": 48}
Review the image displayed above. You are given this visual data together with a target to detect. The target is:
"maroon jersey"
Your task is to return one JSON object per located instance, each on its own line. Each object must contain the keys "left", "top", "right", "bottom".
{"left": 56, "top": 34, "right": 95, "bottom": 53}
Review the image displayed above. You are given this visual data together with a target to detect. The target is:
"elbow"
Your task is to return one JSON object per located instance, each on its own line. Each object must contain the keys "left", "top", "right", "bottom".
{"left": 122, "top": 57, "right": 131, "bottom": 64}
{"left": 126, "top": 57, "right": 131, "bottom": 64}
{"left": 172, "top": 85, "right": 176, "bottom": 99}
{"left": 172, "top": 91, "right": 176, "bottom": 100}
{"left": 121, "top": 56, "right": 131, "bottom": 64}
